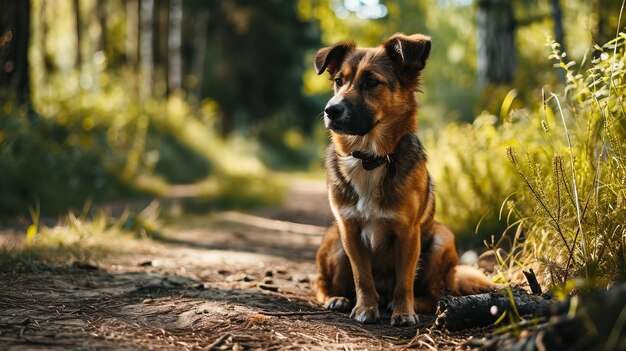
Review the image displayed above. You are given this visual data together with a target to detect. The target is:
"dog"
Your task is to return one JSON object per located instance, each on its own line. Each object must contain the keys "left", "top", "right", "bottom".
{"left": 314, "top": 33, "right": 494, "bottom": 326}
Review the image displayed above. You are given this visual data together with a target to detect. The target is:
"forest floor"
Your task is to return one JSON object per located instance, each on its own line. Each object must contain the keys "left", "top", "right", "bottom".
{"left": 0, "top": 179, "right": 492, "bottom": 350}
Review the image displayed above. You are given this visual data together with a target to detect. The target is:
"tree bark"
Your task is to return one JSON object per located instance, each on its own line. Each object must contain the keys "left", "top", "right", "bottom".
{"left": 125, "top": 0, "right": 138, "bottom": 69}
{"left": 168, "top": 0, "right": 183, "bottom": 93}
{"left": 476, "top": 0, "right": 516, "bottom": 87}
{"left": 139, "top": 0, "right": 154, "bottom": 100}
{"left": 550, "top": 0, "right": 566, "bottom": 82}
{"left": 549, "top": 0, "right": 565, "bottom": 51}
{"left": 154, "top": 0, "right": 169, "bottom": 97}
{"left": 0, "top": 0, "right": 31, "bottom": 105}
{"left": 73, "top": 0, "right": 82, "bottom": 69}
{"left": 596, "top": 0, "right": 624, "bottom": 46}
{"left": 96, "top": 0, "right": 107, "bottom": 53}
{"left": 190, "top": 8, "right": 209, "bottom": 106}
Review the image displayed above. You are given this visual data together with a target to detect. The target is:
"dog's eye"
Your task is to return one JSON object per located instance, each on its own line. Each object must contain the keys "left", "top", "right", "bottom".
{"left": 334, "top": 77, "right": 344, "bottom": 87}
{"left": 364, "top": 77, "right": 380, "bottom": 89}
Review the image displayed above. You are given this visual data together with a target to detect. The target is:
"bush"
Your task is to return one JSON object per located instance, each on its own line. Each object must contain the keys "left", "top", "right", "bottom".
{"left": 508, "top": 35, "right": 626, "bottom": 286}
{"left": 423, "top": 114, "right": 513, "bottom": 249}
{"left": 0, "top": 104, "right": 134, "bottom": 215}
{"left": 427, "top": 33, "right": 626, "bottom": 286}
{"left": 0, "top": 71, "right": 286, "bottom": 216}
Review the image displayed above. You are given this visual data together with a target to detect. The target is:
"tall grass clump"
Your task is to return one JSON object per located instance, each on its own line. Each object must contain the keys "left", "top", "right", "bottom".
{"left": 425, "top": 32, "right": 626, "bottom": 287}
{"left": 507, "top": 33, "right": 626, "bottom": 286}
{"left": 0, "top": 202, "right": 162, "bottom": 272}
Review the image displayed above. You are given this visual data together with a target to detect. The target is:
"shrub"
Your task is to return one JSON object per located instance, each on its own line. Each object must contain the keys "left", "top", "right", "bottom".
{"left": 426, "top": 33, "right": 626, "bottom": 287}
{"left": 0, "top": 104, "right": 134, "bottom": 215}
{"left": 508, "top": 35, "right": 626, "bottom": 286}
{"left": 423, "top": 114, "right": 513, "bottom": 249}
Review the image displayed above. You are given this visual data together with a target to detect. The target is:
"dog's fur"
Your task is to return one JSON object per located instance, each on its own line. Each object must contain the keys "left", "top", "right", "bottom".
{"left": 314, "top": 33, "right": 494, "bottom": 326}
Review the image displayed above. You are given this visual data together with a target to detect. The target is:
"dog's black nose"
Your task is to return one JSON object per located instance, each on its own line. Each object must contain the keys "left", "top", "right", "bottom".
{"left": 325, "top": 104, "right": 345, "bottom": 120}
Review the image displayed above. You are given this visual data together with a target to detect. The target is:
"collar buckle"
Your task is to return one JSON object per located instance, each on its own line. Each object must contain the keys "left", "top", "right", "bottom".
{"left": 350, "top": 151, "right": 393, "bottom": 171}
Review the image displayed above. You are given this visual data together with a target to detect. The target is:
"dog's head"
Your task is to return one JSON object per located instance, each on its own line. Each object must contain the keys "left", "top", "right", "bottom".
{"left": 315, "top": 33, "right": 430, "bottom": 152}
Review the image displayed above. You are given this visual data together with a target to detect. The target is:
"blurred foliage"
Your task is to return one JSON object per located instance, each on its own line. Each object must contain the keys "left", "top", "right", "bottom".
{"left": 1, "top": 0, "right": 301, "bottom": 216}
{"left": 200, "top": 1, "right": 321, "bottom": 134}
{"left": 423, "top": 114, "right": 515, "bottom": 248}
{"left": 0, "top": 101, "right": 138, "bottom": 214}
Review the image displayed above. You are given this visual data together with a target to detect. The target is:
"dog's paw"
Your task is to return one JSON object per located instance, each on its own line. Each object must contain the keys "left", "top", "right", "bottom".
{"left": 325, "top": 296, "right": 352, "bottom": 312}
{"left": 350, "top": 304, "right": 380, "bottom": 324}
{"left": 391, "top": 312, "right": 419, "bottom": 326}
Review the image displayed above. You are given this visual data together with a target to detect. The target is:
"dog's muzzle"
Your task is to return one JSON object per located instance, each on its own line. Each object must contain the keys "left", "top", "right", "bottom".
{"left": 324, "top": 104, "right": 345, "bottom": 121}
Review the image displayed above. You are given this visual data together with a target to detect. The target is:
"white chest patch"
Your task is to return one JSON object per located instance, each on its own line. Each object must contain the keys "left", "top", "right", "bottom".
{"left": 338, "top": 155, "right": 396, "bottom": 222}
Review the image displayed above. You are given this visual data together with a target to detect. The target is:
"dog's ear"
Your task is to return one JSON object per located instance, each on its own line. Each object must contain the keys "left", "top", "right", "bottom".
{"left": 382, "top": 33, "right": 431, "bottom": 71}
{"left": 314, "top": 41, "right": 356, "bottom": 75}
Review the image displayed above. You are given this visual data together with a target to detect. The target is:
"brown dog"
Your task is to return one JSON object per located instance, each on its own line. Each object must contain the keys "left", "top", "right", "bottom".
{"left": 314, "top": 33, "right": 494, "bottom": 326}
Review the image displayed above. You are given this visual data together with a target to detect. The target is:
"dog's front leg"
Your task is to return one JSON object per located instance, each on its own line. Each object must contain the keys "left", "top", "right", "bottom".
{"left": 391, "top": 225, "right": 421, "bottom": 326}
{"left": 338, "top": 220, "right": 379, "bottom": 324}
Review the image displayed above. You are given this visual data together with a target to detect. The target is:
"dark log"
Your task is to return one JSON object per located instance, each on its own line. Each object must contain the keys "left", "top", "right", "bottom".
{"left": 435, "top": 286, "right": 557, "bottom": 331}
{"left": 468, "top": 283, "right": 626, "bottom": 350}
{"left": 512, "top": 283, "right": 626, "bottom": 351}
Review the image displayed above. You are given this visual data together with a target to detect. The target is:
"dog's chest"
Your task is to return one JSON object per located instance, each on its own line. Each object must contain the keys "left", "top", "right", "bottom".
{"left": 338, "top": 156, "right": 395, "bottom": 221}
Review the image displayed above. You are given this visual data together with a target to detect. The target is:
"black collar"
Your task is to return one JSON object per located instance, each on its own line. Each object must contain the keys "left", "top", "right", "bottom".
{"left": 351, "top": 150, "right": 394, "bottom": 171}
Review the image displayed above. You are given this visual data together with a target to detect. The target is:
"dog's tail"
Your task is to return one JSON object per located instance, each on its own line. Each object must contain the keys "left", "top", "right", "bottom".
{"left": 448, "top": 265, "right": 499, "bottom": 296}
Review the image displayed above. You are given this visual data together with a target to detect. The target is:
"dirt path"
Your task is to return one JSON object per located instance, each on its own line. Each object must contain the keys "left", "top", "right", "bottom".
{"left": 0, "top": 179, "right": 484, "bottom": 350}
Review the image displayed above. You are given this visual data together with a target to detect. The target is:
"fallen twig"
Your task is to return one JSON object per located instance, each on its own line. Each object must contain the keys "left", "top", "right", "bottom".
{"left": 258, "top": 310, "right": 333, "bottom": 316}
{"left": 0, "top": 336, "right": 79, "bottom": 346}
{"left": 207, "top": 332, "right": 231, "bottom": 350}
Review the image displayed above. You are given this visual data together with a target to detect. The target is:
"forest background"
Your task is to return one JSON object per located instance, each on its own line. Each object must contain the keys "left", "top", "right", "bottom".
{"left": 1, "top": 0, "right": 624, "bottom": 287}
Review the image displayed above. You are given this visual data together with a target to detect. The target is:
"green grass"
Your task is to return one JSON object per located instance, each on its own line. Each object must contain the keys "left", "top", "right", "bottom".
{"left": 0, "top": 202, "right": 160, "bottom": 272}
{"left": 507, "top": 34, "right": 626, "bottom": 286}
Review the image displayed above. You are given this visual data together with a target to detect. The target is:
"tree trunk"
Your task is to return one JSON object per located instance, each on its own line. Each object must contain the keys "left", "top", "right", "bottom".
{"left": 168, "top": 0, "right": 183, "bottom": 93}
{"left": 125, "top": 0, "right": 139, "bottom": 69}
{"left": 476, "top": 0, "right": 516, "bottom": 87}
{"left": 550, "top": 0, "right": 566, "bottom": 82}
{"left": 549, "top": 0, "right": 565, "bottom": 51}
{"left": 96, "top": 0, "right": 107, "bottom": 53}
{"left": 0, "top": 0, "right": 31, "bottom": 105}
{"left": 73, "top": 0, "right": 82, "bottom": 69}
{"left": 190, "top": 8, "right": 209, "bottom": 106}
{"left": 596, "top": 0, "right": 623, "bottom": 46}
{"left": 139, "top": 0, "right": 154, "bottom": 100}
{"left": 154, "top": 0, "right": 169, "bottom": 97}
